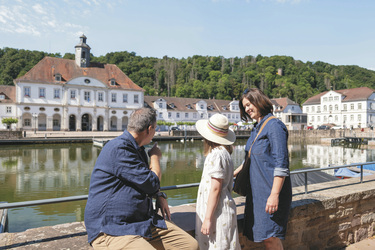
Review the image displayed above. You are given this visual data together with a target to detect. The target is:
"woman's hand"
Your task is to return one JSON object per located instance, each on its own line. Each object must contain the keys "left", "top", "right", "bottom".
{"left": 201, "top": 218, "right": 212, "bottom": 235}
{"left": 265, "top": 193, "right": 279, "bottom": 214}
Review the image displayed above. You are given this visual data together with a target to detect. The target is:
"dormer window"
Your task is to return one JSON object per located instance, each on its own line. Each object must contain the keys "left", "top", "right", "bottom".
{"left": 55, "top": 74, "right": 61, "bottom": 81}
{"left": 0, "top": 94, "right": 4, "bottom": 100}
{"left": 170, "top": 103, "right": 176, "bottom": 108}
{"left": 110, "top": 78, "right": 116, "bottom": 86}
{"left": 222, "top": 106, "right": 227, "bottom": 110}
{"left": 186, "top": 104, "right": 192, "bottom": 109}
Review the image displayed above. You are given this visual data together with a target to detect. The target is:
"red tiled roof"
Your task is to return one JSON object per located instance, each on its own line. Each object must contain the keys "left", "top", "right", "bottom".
{"left": 0, "top": 85, "right": 16, "bottom": 103}
{"left": 144, "top": 96, "right": 236, "bottom": 113}
{"left": 14, "top": 57, "right": 143, "bottom": 91}
{"left": 271, "top": 97, "right": 299, "bottom": 112}
{"left": 303, "top": 87, "right": 374, "bottom": 105}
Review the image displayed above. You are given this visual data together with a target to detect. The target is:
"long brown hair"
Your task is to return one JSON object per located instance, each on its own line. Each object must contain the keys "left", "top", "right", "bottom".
{"left": 239, "top": 88, "right": 273, "bottom": 122}
{"left": 203, "top": 139, "right": 233, "bottom": 156}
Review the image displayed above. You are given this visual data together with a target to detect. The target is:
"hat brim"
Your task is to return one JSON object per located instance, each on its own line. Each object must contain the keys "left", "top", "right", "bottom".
{"left": 196, "top": 119, "right": 236, "bottom": 145}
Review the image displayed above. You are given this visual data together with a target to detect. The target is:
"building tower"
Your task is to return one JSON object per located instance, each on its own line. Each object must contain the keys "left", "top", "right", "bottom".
{"left": 75, "top": 34, "right": 91, "bottom": 67}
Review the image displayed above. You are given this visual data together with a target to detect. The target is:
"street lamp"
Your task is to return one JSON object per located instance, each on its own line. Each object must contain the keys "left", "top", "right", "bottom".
{"left": 33, "top": 113, "right": 38, "bottom": 134}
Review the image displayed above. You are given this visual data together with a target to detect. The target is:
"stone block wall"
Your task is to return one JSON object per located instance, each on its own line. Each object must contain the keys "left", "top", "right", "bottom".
{"left": 0, "top": 131, "right": 22, "bottom": 139}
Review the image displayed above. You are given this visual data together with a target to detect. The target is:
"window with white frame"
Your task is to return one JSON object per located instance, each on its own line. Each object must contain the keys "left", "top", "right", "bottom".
{"left": 134, "top": 94, "right": 139, "bottom": 104}
{"left": 335, "top": 104, "right": 338, "bottom": 111}
{"left": 6, "top": 106, "right": 11, "bottom": 113}
{"left": 317, "top": 106, "right": 321, "bottom": 112}
{"left": 0, "top": 94, "right": 4, "bottom": 100}
{"left": 329, "top": 96, "right": 333, "bottom": 101}
{"left": 193, "top": 113, "right": 197, "bottom": 119}
{"left": 185, "top": 113, "right": 188, "bottom": 118}
{"left": 98, "top": 92, "right": 103, "bottom": 102}
{"left": 329, "top": 105, "right": 332, "bottom": 111}
{"left": 318, "top": 116, "right": 320, "bottom": 122}
{"left": 200, "top": 104, "right": 204, "bottom": 109}
{"left": 323, "top": 97, "right": 327, "bottom": 102}
{"left": 200, "top": 113, "right": 204, "bottom": 118}
{"left": 84, "top": 91, "right": 90, "bottom": 101}
{"left": 324, "top": 116, "right": 327, "bottom": 122}
{"left": 306, "top": 107, "right": 309, "bottom": 112}
{"left": 335, "top": 115, "right": 338, "bottom": 122}
{"left": 24, "top": 87, "right": 30, "bottom": 97}
{"left": 159, "top": 113, "right": 163, "bottom": 119}
{"left": 112, "top": 93, "right": 117, "bottom": 102}
{"left": 311, "top": 116, "right": 314, "bottom": 121}
{"left": 324, "top": 105, "right": 327, "bottom": 111}
{"left": 343, "top": 115, "right": 347, "bottom": 122}
{"left": 351, "top": 104, "right": 354, "bottom": 110}
{"left": 123, "top": 94, "right": 128, "bottom": 103}
{"left": 176, "top": 113, "right": 180, "bottom": 118}
{"left": 350, "top": 115, "right": 354, "bottom": 121}
{"left": 70, "top": 90, "right": 76, "bottom": 99}
{"left": 53, "top": 120, "right": 59, "bottom": 126}
{"left": 168, "top": 112, "right": 171, "bottom": 118}
{"left": 24, "top": 119, "right": 31, "bottom": 126}
{"left": 334, "top": 96, "right": 339, "bottom": 100}
{"left": 358, "top": 103, "right": 362, "bottom": 109}
{"left": 54, "top": 89, "right": 60, "bottom": 99}
{"left": 358, "top": 114, "right": 361, "bottom": 121}
{"left": 39, "top": 88, "right": 45, "bottom": 98}
{"left": 159, "top": 103, "right": 163, "bottom": 108}
{"left": 312, "top": 106, "right": 315, "bottom": 112}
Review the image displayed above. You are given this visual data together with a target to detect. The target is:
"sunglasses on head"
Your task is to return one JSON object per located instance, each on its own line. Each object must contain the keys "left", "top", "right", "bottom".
{"left": 243, "top": 88, "right": 249, "bottom": 94}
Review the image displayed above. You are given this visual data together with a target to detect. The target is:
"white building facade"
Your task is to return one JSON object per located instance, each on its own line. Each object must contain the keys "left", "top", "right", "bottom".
{"left": 144, "top": 96, "right": 241, "bottom": 124}
{"left": 272, "top": 97, "right": 307, "bottom": 130}
{"left": 302, "top": 87, "right": 375, "bottom": 129}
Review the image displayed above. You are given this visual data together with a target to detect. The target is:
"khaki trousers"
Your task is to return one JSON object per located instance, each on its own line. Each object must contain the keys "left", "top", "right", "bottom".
{"left": 91, "top": 220, "right": 199, "bottom": 250}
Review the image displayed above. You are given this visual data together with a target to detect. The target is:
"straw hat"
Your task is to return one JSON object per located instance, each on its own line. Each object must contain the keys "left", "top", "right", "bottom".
{"left": 196, "top": 114, "right": 236, "bottom": 145}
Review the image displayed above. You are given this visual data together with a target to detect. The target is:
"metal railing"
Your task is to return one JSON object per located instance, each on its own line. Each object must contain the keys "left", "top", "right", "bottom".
{"left": 0, "top": 161, "right": 374, "bottom": 211}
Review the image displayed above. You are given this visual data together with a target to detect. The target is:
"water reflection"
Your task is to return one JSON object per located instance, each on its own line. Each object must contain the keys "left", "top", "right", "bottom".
{"left": 0, "top": 140, "right": 374, "bottom": 232}
{"left": 303, "top": 145, "right": 374, "bottom": 175}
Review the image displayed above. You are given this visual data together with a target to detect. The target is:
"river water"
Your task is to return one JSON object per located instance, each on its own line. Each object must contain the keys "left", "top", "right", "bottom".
{"left": 1, "top": 139, "right": 374, "bottom": 232}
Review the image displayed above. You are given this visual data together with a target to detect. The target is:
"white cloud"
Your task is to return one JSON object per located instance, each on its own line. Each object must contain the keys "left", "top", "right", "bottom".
{"left": 32, "top": 3, "right": 46, "bottom": 15}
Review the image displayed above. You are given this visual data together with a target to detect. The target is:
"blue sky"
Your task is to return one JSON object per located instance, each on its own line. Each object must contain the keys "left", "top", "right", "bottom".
{"left": 1, "top": 0, "right": 375, "bottom": 70}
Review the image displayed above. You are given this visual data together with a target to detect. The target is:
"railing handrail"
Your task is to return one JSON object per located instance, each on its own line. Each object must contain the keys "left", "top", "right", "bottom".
{"left": 0, "top": 161, "right": 374, "bottom": 210}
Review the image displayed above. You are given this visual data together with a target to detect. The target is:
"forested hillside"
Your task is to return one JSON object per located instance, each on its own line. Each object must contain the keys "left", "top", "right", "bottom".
{"left": 1, "top": 47, "right": 375, "bottom": 105}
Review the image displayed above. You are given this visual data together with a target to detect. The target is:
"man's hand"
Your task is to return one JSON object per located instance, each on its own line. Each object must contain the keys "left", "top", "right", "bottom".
{"left": 148, "top": 142, "right": 162, "bottom": 158}
{"left": 156, "top": 196, "right": 171, "bottom": 221}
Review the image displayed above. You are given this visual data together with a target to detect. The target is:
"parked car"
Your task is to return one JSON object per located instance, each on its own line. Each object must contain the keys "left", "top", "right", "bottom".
{"left": 307, "top": 125, "right": 313, "bottom": 130}
{"left": 170, "top": 126, "right": 180, "bottom": 131}
{"left": 317, "top": 125, "right": 330, "bottom": 130}
{"left": 331, "top": 125, "right": 344, "bottom": 130}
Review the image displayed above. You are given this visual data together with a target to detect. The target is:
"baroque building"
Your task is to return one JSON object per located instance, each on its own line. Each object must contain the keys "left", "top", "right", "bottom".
{"left": 302, "top": 87, "right": 375, "bottom": 129}
{"left": 10, "top": 35, "right": 144, "bottom": 131}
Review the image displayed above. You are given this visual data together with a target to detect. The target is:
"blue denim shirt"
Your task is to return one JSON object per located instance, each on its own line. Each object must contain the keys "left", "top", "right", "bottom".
{"left": 84, "top": 130, "right": 166, "bottom": 244}
{"left": 245, "top": 113, "right": 290, "bottom": 177}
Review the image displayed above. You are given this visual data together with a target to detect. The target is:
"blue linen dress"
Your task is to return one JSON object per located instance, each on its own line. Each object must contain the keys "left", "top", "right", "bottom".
{"left": 243, "top": 113, "right": 292, "bottom": 242}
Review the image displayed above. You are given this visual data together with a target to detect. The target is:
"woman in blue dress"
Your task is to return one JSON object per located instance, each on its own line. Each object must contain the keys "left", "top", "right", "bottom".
{"left": 234, "top": 88, "right": 292, "bottom": 250}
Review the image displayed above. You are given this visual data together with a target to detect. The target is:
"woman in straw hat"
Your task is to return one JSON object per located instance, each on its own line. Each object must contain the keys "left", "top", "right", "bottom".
{"left": 195, "top": 114, "right": 240, "bottom": 250}
{"left": 235, "top": 88, "right": 292, "bottom": 250}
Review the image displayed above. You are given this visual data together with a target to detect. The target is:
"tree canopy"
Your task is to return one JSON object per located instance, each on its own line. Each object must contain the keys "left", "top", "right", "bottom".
{"left": 1, "top": 47, "right": 375, "bottom": 105}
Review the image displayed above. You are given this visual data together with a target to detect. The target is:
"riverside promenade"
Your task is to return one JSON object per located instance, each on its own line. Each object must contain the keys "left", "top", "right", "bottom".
{"left": 0, "top": 130, "right": 375, "bottom": 249}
